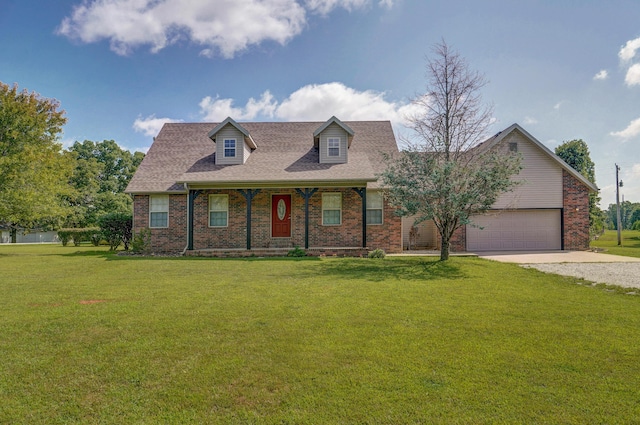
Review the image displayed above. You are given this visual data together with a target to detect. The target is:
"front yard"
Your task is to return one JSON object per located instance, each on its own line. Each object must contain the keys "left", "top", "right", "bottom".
{"left": 1, "top": 245, "right": 639, "bottom": 424}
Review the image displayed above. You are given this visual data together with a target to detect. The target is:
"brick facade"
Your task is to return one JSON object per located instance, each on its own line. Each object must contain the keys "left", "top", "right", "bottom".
{"left": 562, "top": 169, "right": 591, "bottom": 250}
{"left": 132, "top": 188, "right": 402, "bottom": 255}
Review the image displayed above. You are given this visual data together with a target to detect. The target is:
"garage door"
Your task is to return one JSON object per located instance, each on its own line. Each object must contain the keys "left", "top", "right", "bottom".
{"left": 467, "top": 210, "right": 561, "bottom": 251}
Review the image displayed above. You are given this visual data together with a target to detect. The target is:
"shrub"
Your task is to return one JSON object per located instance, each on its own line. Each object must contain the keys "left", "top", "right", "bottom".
{"left": 287, "top": 246, "right": 307, "bottom": 257}
{"left": 98, "top": 213, "right": 133, "bottom": 251}
{"left": 132, "top": 228, "right": 152, "bottom": 253}
{"left": 57, "top": 228, "right": 101, "bottom": 246}
{"left": 632, "top": 220, "right": 640, "bottom": 231}
{"left": 368, "top": 248, "right": 386, "bottom": 259}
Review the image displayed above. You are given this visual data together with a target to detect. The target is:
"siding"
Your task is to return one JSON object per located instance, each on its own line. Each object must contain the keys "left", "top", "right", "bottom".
{"left": 493, "top": 131, "right": 563, "bottom": 209}
{"left": 402, "top": 216, "right": 437, "bottom": 249}
{"left": 215, "top": 125, "right": 245, "bottom": 165}
{"left": 319, "top": 123, "right": 348, "bottom": 164}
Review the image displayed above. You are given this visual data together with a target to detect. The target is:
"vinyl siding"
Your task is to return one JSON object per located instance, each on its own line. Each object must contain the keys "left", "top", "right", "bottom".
{"left": 492, "top": 132, "right": 563, "bottom": 209}
{"left": 215, "top": 125, "right": 245, "bottom": 165}
{"left": 319, "top": 123, "right": 348, "bottom": 164}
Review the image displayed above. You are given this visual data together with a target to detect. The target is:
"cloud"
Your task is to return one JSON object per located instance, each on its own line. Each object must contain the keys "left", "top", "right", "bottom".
{"left": 593, "top": 69, "right": 608, "bottom": 80}
{"left": 610, "top": 117, "right": 640, "bottom": 140}
{"left": 133, "top": 114, "right": 183, "bottom": 136}
{"left": 58, "top": 0, "right": 393, "bottom": 58}
{"left": 625, "top": 63, "right": 640, "bottom": 86}
{"left": 619, "top": 37, "right": 640, "bottom": 63}
{"left": 553, "top": 101, "right": 563, "bottom": 110}
{"left": 523, "top": 116, "right": 538, "bottom": 125}
{"left": 198, "top": 82, "right": 415, "bottom": 128}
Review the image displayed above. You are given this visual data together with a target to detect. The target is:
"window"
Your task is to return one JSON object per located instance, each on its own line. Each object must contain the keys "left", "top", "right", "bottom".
{"left": 149, "top": 195, "right": 169, "bottom": 228}
{"left": 327, "top": 137, "right": 340, "bottom": 157}
{"left": 224, "top": 139, "right": 236, "bottom": 158}
{"left": 366, "top": 191, "right": 383, "bottom": 225}
{"left": 509, "top": 142, "right": 518, "bottom": 153}
{"left": 322, "top": 193, "right": 342, "bottom": 225}
{"left": 209, "top": 194, "right": 228, "bottom": 227}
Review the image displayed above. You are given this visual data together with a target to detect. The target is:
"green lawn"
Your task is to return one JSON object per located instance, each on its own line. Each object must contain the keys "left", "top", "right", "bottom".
{"left": 591, "top": 229, "right": 640, "bottom": 258}
{"left": 1, "top": 245, "right": 640, "bottom": 424}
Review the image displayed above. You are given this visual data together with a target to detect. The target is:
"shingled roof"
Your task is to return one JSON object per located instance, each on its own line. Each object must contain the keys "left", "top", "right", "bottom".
{"left": 125, "top": 120, "right": 398, "bottom": 193}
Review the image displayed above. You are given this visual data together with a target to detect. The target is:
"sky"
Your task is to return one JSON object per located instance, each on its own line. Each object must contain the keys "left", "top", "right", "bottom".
{"left": 1, "top": 0, "right": 639, "bottom": 207}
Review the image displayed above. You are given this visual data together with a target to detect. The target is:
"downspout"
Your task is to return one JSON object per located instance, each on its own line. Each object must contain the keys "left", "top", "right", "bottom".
{"left": 182, "top": 183, "right": 190, "bottom": 255}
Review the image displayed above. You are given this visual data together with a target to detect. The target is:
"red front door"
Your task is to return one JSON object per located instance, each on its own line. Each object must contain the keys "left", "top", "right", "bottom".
{"left": 272, "top": 195, "right": 291, "bottom": 237}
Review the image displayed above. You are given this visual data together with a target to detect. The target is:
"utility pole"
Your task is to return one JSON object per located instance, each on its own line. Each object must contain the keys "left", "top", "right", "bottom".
{"left": 616, "top": 164, "right": 622, "bottom": 246}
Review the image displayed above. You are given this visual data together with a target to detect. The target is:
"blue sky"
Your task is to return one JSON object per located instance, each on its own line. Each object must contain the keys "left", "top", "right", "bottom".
{"left": 2, "top": 0, "right": 639, "bottom": 206}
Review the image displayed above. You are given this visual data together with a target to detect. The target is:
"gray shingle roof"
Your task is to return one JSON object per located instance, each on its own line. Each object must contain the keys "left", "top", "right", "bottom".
{"left": 125, "top": 120, "right": 398, "bottom": 193}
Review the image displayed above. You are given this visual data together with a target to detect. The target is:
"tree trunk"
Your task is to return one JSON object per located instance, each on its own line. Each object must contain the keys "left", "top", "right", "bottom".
{"left": 10, "top": 228, "right": 17, "bottom": 244}
{"left": 440, "top": 237, "right": 450, "bottom": 261}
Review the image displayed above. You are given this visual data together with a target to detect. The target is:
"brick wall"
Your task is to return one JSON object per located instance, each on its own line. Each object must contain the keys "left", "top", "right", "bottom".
{"left": 133, "top": 188, "right": 402, "bottom": 254}
{"left": 563, "top": 170, "right": 591, "bottom": 250}
{"left": 133, "top": 194, "right": 188, "bottom": 252}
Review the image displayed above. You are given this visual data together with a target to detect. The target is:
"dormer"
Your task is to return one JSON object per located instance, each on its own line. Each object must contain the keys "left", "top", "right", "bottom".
{"left": 313, "top": 116, "right": 354, "bottom": 164}
{"left": 208, "top": 117, "right": 257, "bottom": 165}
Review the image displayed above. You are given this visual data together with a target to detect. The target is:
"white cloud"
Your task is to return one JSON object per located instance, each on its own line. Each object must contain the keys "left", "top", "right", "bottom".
{"left": 619, "top": 37, "right": 640, "bottom": 63}
{"left": 625, "top": 63, "right": 640, "bottom": 86}
{"left": 553, "top": 101, "right": 563, "bottom": 110}
{"left": 593, "top": 69, "right": 608, "bottom": 80}
{"left": 523, "top": 116, "right": 538, "bottom": 125}
{"left": 198, "top": 83, "right": 414, "bottom": 129}
{"left": 133, "top": 114, "right": 183, "bottom": 137}
{"left": 58, "top": 0, "right": 393, "bottom": 58}
{"left": 610, "top": 117, "right": 640, "bottom": 140}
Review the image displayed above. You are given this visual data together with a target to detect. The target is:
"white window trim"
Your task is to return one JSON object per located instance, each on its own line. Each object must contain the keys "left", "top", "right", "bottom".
{"left": 149, "top": 194, "right": 169, "bottom": 228}
{"left": 209, "top": 194, "right": 229, "bottom": 228}
{"left": 327, "top": 137, "right": 340, "bottom": 157}
{"left": 366, "top": 191, "right": 384, "bottom": 225}
{"left": 224, "top": 139, "right": 237, "bottom": 158}
{"left": 322, "top": 192, "right": 342, "bottom": 226}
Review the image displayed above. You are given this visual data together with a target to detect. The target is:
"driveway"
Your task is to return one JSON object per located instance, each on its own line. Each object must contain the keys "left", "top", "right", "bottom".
{"left": 478, "top": 250, "right": 640, "bottom": 289}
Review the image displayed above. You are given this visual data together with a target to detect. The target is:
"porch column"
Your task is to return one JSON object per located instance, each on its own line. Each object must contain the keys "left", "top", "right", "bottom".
{"left": 295, "top": 188, "right": 318, "bottom": 249}
{"left": 238, "top": 189, "right": 261, "bottom": 250}
{"left": 187, "top": 189, "right": 203, "bottom": 251}
{"left": 352, "top": 187, "right": 367, "bottom": 248}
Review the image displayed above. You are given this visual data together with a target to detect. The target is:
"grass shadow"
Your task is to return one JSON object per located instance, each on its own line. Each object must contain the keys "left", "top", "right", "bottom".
{"left": 299, "top": 257, "right": 467, "bottom": 282}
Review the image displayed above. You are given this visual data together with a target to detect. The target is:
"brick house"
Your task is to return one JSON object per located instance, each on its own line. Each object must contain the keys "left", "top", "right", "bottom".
{"left": 125, "top": 117, "right": 403, "bottom": 256}
{"left": 403, "top": 124, "right": 598, "bottom": 252}
{"left": 127, "top": 119, "right": 596, "bottom": 255}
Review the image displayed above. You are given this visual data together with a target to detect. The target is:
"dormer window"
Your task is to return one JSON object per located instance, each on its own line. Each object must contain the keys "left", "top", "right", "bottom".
{"left": 224, "top": 139, "right": 236, "bottom": 158}
{"left": 327, "top": 137, "right": 340, "bottom": 157}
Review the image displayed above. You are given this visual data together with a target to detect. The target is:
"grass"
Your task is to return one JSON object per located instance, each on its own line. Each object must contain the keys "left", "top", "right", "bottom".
{"left": 591, "top": 229, "right": 640, "bottom": 258}
{"left": 1, "top": 244, "right": 640, "bottom": 424}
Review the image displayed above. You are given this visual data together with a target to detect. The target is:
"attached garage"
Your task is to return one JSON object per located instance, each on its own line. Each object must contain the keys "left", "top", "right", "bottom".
{"left": 466, "top": 209, "right": 561, "bottom": 252}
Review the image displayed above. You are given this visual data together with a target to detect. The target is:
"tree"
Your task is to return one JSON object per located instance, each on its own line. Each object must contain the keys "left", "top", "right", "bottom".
{"left": 381, "top": 42, "right": 521, "bottom": 260}
{"left": 0, "top": 82, "right": 73, "bottom": 241}
{"left": 66, "top": 140, "right": 144, "bottom": 227}
{"left": 554, "top": 139, "right": 603, "bottom": 237}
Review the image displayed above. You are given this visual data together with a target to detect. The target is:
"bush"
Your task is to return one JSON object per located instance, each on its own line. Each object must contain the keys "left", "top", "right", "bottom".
{"left": 57, "top": 228, "right": 101, "bottom": 247}
{"left": 368, "top": 248, "right": 386, "bottom": 259}
{"left": 98, "top": 213, "right": 132, "bottom": 251}
{"left": 132, "top": 228, "right": 152, "bottom": 253}
{"left": 632, "top": 220, "right": 640, "bottom": 231}
{"left": 287, "top": 246, "right": 307, "bottom": 257}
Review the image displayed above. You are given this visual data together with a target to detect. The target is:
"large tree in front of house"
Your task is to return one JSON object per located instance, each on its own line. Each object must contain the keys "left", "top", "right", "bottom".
{"left": 0, "top": 82, "right": 73, "bottom": 242}
{"left": 554, "top": 139, "right": 604, "bottom": 237}
{"left": 381, "top": 42, "right": 521, "bottom": 260}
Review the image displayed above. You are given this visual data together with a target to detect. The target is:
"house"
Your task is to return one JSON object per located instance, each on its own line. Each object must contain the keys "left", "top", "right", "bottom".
{"left": 402, "top": 124, "right": 598, "bottom": 252}
{"left": 125, "top": 117, "right": 403, "bottom": 256}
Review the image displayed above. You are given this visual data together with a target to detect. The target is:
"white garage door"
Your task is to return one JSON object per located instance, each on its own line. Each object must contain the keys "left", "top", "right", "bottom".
{"left": 467, "top": 210, "right": 561, "bottom": 251}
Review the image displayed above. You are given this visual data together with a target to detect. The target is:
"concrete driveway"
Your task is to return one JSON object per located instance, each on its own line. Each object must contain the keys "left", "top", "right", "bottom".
{"left": 477, "top": 250, "right": 640, "bottom": 264}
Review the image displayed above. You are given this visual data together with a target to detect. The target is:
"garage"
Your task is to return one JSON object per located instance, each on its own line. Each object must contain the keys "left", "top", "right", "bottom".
{"left": 466, "top": 209, "right": 561, "bottom": 252}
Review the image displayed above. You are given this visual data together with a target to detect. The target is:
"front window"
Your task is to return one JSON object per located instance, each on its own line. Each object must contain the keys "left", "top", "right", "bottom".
{"left": 224, "top": 139, "right": 236, "bottom": 158}
{"left": 209, "top": 194, "right": 228, "bottom": 227}
{"left": 366, "top": 191, "right": 383, "bottom": 225}
{"left": 149, "top": 195, "right": 169, "bottom": 228}
{"left": 327, "top": 137, "right": 340, "bottom": 157}
{"left": 322, "top": 193, "right": 342, "bottom": 225}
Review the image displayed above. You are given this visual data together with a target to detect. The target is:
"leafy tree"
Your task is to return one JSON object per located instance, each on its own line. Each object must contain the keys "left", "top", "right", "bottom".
{"left": 605, "top": 201, "right": 640, "bottom": 230}
{"left": 98, "top": 212, "right": 132, "bottom": 251}
{"left": 554, "top": 139, "right": 603, "bottom": 237}
{"left": 381, "top": 42, "right": 522, "bottom": 261}
{"left": 0, "top": 82, "right": 73, "bottom": 241}
{"left": 66, "top": 140, "right": 144, "bottom": 227}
